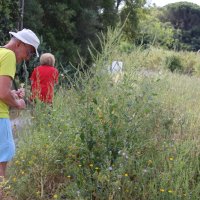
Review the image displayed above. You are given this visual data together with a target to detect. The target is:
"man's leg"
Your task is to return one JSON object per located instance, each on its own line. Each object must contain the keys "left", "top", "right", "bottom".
{"left": 0, "top": 162, "right": 7, "bottom": 199}
{"left": 0, "top": 162, "right": 7, "bottom": 177}
{"left": 0, "top": 119, "right": 15, "bottom": 199}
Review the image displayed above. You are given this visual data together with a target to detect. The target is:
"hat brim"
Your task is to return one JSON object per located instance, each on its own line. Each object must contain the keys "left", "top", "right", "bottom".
{"left": 9, "top": 32, "right": 39, "bottom": 57}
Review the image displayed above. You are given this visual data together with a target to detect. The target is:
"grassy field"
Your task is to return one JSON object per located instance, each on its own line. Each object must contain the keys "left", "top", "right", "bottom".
{"left": 4, "top": 29, "right": 200, "bottom": 199}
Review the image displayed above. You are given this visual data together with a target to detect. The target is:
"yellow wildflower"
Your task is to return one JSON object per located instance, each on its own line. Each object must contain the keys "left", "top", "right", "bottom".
{"left": 28, "top": 160, "right": 33, "bottom": 165}
{"left": 147, "top": 160, "right": 153, "bottom": 165}
{"left": 124, "top": 173, "right": 128, "bottom": 177}
{"left": 15, "top": 160, "right": 20, "bottom": 165}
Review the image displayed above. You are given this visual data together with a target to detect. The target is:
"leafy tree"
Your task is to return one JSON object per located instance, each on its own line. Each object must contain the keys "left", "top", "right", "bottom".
{"left": 24, "top": 0, "right": 77, "bottom": 62}
{"left": 2, "top": 0, "right": 148, "bottom": 81}
{"left": 120, "top": 0, "right": 147, "bottom": 41}
{"left": 0, "top": 0, "right": 19, "bottom": 44}
{"left": 23, "top": 0, "right": 44, "bottom": 31}
{"left": 100, "top": 0, "right": 118, "bottom": 28}
{"left": 161, "top": 2, "right": 200, "bottom": 51}
{"left": 136, "top": 7, "right": 175, "bottom": 49}
{"left": 23, "top": 0, "right": 122, "bottom": 66}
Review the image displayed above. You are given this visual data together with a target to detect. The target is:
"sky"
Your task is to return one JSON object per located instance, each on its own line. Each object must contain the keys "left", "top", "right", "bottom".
{"left": 147, "top": 0, "right": 200, "bottom": 7}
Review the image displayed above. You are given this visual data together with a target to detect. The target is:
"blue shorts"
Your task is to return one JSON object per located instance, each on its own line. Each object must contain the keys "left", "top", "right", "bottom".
{"left": 0, "top": 119, "right": 15, "bottom": 162}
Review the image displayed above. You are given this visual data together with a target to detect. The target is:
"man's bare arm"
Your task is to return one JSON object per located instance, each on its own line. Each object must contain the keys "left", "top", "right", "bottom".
{"left": 0, "top": 76, "right": 25, "bottom": 109}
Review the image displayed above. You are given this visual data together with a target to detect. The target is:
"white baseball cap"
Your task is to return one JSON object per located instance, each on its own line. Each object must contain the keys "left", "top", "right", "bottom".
{"left": 9, "top": 28, "right": 40, "bottom": 57}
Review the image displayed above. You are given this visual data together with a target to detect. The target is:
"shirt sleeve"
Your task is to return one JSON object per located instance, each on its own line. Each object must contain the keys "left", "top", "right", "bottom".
{"left": 0, "top": 51, "right": 16, "bottom": 79}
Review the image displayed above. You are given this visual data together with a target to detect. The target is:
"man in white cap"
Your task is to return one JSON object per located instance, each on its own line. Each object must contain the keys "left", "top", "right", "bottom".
{"left": 0, "top": 28, "right": 40, "bottom": 198}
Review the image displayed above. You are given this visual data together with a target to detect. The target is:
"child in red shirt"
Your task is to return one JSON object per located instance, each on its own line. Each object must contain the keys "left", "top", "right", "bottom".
{"left": 30, "top": 53, "right": 59, "bottom": 104}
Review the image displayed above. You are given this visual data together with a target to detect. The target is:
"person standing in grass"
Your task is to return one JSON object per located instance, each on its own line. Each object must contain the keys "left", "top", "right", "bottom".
{"left": 0, "top": 29, "right": 40, "bottom": 198}
{"left": 30, "top": 53, "right": 59, "bottom": 104}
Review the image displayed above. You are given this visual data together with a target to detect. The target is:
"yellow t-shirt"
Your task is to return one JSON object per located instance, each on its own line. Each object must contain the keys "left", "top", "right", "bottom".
{"left": 0, "top": 48, "right": 16, "bottom": 118}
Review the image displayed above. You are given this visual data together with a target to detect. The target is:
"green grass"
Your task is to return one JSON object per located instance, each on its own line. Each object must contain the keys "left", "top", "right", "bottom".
{"left": 5, "top": 28, "right": 200, "bottom": 200}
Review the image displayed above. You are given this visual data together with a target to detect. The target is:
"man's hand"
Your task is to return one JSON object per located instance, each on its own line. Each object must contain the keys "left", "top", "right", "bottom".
{"left": 0, "top": 76, "right": 26, "bottom": 109}
{"left": 12, "top": 88, "right": 25, "bottom": 99}
{"left": 16, "top": 99, "right": 26, "bottom": 109}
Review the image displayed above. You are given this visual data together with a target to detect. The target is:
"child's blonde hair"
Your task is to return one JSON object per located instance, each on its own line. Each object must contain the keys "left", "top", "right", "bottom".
{"left": 40, "top": 53, "right": 55, "bottom": 66}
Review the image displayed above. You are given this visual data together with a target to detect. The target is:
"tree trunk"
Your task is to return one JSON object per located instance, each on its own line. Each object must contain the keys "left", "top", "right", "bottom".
{"left": 19, "top": 0, "right": 24, "bottom": 30}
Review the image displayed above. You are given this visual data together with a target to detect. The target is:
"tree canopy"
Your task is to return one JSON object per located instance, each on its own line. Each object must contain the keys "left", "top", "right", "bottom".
{"left": 0, "top": 0, "right": 19, "bottom": 43}
{"left": 1, "top": 0, "right": 200, "bottom": 76}
{"left": 161, "top": 2, "right": 200, "bottom": 51}
{"left": 0, "top": 0, "right": 147, "bottom": 66}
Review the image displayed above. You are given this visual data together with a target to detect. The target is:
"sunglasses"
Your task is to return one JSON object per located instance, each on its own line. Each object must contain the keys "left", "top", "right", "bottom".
{"left": 27, "top": 48, "right": 36, "bottom": 58}
{"left": 22, "top": 43, "right": 36, "bottom": 58}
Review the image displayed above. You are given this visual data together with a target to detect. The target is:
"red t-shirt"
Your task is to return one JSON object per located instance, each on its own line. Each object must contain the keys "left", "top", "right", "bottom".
{"left": 30, "top": 65, "right": 59, "bottom": 103}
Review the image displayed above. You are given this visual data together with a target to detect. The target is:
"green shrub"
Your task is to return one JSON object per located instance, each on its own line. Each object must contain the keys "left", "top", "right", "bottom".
{"left": 165, "top": 55, "right": 183, "bottom": 72}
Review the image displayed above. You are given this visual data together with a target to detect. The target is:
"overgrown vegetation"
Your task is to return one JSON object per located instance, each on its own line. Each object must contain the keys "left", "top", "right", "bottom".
{"left": 3, "top": 27, "right": 200, "bottom": 200}
{"left": 1, "top": 2, "right": 200, "bottom": 200}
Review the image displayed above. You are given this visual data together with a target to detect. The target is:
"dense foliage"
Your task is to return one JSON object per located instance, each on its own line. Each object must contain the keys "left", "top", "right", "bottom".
{"left": 1, "top": 1, "right": 200, "bottom": 76}
{"left": 22, "top": 0, "right": 146, "bottom": 66}
{"left": 136, "top": 8, "right": 175, "bottom": 48}
{"left": 0, "top": 0, "right": 147, "bottom": 81}
{"left": 0, "top": 0, "right": 19, "bottom": 43}
{"left": 161, "top": 2, "right": 200, "bottom": 51}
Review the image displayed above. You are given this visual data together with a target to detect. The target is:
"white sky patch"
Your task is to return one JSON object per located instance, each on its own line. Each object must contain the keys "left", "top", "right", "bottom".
{"left": 147, "top": 0, "right": 200, "bottom": 7}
